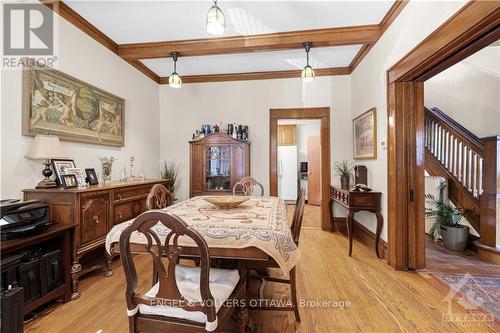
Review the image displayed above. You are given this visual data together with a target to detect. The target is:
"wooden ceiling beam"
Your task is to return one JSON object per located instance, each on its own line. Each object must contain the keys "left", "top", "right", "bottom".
{"left": 118, "top": 25, "right": 382, "bottom": 60}
{"left": 349, "top": 0, "right": 409, "bottom": 72}
{"left": 126, "top": 60, "right": 160, "bottom": 83}
{"left": 41, "top": 0, "right": 408, "bottom": 83}
{"left": 159, "top": 67, "right": 351, "bottom": 84}
{"left": 41, "top": 0, "right": 118, "bottom": 54}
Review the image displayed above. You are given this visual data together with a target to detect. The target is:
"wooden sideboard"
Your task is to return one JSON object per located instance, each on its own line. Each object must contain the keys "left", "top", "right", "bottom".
{"left": 23, "top": 179, "right": 167, "bottom": 299}
{"left": 329, "top": 185, "right": 383, "bottom": 258}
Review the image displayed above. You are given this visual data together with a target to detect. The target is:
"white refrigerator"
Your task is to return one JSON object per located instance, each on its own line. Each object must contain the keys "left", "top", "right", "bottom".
{"left": 278, "top": 145, "right": 298, "bottom": 201}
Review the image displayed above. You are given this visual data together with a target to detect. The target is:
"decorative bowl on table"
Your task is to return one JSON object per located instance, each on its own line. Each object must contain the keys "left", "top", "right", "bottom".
{"left": 204, "top": 196, "right": 250, "bottom": 209}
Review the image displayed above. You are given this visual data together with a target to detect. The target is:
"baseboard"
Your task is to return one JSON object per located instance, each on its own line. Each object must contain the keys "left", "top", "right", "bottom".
{"left": 332, "top": 217, "right": 387, "bottom": 259}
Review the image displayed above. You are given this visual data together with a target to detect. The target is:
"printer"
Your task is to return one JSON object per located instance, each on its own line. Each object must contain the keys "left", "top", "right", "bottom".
{"left": 0, "top": 199, "right": 52, "bottom": 240}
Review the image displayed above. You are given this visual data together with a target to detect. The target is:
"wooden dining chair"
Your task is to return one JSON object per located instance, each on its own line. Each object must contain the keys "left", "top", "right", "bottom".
{"left": 146, "top": 184, "right": 173, "bottom": 210}
{"left": 244, "top": 188, "right": 305, "bottom": 322}
{"left": 232, "top": 177, "right": 264, "bottom": 196}
{"left": 119, "top": 210, "right": 247, "bottom": 333}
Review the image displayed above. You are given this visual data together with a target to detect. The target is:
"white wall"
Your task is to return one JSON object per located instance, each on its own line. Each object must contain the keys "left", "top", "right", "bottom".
{"left": 159, "top": 76, "right": 351, "bottom": 201}
{"left": 1, "top": 15, "right": 160, "bottom": 199}
{"left": 348, "top": 1, "right": 467, "bottom": 240}
{"left": 425, "top": 46, "right": 500, "bottom": 138}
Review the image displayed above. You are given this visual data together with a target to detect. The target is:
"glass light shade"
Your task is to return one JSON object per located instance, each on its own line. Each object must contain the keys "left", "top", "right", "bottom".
{"left": 168, "top": 72, "right": 182, "bottom": 88}
{"left": 206, "top": 4, "right": 226, "bottom": 35}
{"left": 301, "top": 65, "right": 315, "bottom": 82}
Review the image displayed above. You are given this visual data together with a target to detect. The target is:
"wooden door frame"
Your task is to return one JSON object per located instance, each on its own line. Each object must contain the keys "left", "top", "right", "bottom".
{"left": 386, "top": 1, "right": 500, "bottom": 270}
{"left": 270, "top": 107, "right": 331, "bottom": 231}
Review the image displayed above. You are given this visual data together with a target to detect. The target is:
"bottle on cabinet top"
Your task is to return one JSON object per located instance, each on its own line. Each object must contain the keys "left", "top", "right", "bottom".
{"left": 191, "top": 123, "right": 249, "bottom": 141}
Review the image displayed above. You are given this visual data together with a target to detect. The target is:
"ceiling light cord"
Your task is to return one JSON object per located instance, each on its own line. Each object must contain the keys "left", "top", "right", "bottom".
{"left": 172, "top": 53, "right": 178, "bottom": 72}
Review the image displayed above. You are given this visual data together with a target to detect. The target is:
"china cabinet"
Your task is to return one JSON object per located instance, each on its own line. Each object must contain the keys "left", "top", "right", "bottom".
{"left": 189, "top": 133, "right": 250, "bottom": 197}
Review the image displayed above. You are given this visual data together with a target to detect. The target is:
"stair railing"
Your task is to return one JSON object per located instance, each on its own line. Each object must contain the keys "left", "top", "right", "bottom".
{"left": 424, "top": 107, "right": 485, "bottom": 199}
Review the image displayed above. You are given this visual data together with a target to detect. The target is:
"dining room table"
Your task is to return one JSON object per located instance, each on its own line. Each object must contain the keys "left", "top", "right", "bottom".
{"left": 105, "top": 195, "right": 301, "bottom": 274}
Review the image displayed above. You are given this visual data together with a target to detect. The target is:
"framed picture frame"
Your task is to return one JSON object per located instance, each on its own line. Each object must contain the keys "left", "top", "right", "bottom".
{"left": 22, "top": 62, "right": 125, "bottom": 147}
{"left": 65, "top": 167, "right": 86, "bottom": 187}
{"left": 85, "top": 168, "right": 99, "bottom": 185}
{"left": 51, "top": 159, "right": 76, "bottom": 186}
{"left": 61, "top": 174, "right": 78, "bottom": 189}
{"left": 353, "top": 107, "right": 377, "bottom": 160}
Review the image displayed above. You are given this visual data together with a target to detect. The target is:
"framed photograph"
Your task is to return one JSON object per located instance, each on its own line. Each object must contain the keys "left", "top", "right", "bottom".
{"left": 85, "top": 168, "right": 99, "bottom": 185}
{"left": 61, "top": 174, "right": 78, "bottom": 189}
{"left": 353, "top": 107, "right": 377, "bottom": 159}
{"left": 23, "top": 62, "right": 125, "bottom": 147}
{"left": 51, "top": 159, "right": 76, "bottom": 186}
{"left": 65, "top": 168, "right": 86, "bottom": 187}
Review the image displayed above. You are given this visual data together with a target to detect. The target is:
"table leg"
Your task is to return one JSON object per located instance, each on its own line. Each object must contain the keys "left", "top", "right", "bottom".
{"left": 375, "top": 211, "right": 383, "bottom": 259}
{"left": 329, "top": 199, "right": 335, "bottom": 232}
{"left": 347, "top": 211, "right": 354, "bottom": 256}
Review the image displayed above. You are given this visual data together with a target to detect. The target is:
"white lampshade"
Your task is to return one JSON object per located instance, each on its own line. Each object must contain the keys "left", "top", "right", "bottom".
{"left": 168, "top": 72, "right": 182, "bottom": 88}
{"left": 26, "top": 135, "right": 67, "bottom": 160}
{"left": 206, "top": 2, "right": 226, "bottom": 35}
{"left": 301, "top": 65, "right": 315, "bottom": 82}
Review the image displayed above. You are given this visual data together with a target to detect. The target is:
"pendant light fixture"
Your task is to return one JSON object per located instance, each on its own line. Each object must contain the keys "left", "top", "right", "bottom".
{"left": 206, "top": 0, "right": 226, "bottom": 35}
{"left": 301, "top": 42, "right": 315, "bottom": 82}
{"left": 168, "top": 52, "right": 182, "bottom": 88}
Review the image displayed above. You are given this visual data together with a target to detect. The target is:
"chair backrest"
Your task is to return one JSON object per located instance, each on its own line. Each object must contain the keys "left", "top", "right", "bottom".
{"left": 146, "top": 184, "right": 173, "bottom": 210}
{"left": 232, "top": 177, "right": 264, "bottom": 196}
{"left": 290, "top": 188, "right": 305, "bottom": 246}
{"left": 119, "top": 210, "right": 216, "bottom": 323}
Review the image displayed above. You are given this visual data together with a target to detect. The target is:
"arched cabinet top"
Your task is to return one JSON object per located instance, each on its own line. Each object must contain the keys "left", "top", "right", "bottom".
{"left": 189, "top": 132, "right": 250, "bottom": 145}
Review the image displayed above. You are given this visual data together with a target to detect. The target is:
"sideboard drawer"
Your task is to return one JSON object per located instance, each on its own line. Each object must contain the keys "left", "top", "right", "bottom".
{"left": 80, "top": 195, "right": 109, "bottom": 245}
{"left": 114, "top": 199, "right": 146, "bottom": 224}
{"left": 114, "top": 185, "right": 153, "bottom": 202}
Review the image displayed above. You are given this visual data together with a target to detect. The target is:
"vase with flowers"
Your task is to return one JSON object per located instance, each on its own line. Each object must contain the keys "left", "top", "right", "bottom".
{"left": 100, "top": 156, "right": 116, "bottom": 183}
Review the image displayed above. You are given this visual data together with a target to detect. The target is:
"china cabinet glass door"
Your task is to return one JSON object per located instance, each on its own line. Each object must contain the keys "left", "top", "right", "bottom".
{"left": 205, "top": 145, "right": 231, "bottom": 191}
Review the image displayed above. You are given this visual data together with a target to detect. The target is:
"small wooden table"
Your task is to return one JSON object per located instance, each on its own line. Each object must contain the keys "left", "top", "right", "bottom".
{"left": 329, "top": 185, "right": 383, "bottom": 258}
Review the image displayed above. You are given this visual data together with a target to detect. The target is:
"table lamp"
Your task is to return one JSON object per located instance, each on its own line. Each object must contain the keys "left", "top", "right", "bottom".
{"left": 25, "top": 135, "right": 67, "bottom": 188}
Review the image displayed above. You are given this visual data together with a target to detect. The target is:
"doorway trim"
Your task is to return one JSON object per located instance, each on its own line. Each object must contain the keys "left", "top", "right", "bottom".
{"left": 269, "top": 107, "right": 331, "bottom": 231}
{"left": 386, "top": 1, "right": 500, "bottom": 270}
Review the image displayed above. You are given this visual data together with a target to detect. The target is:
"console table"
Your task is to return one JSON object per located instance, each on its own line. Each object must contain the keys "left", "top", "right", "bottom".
{"left": 23, "top": 179, "right": 168, "bottom": 299}
{"left": 329, "top": 185, "right": 383, "bottom": 258}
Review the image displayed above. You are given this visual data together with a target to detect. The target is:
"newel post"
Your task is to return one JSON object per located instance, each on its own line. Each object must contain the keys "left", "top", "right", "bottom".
{"left": 476, "top": 136, "right": 500, "bottom": 263}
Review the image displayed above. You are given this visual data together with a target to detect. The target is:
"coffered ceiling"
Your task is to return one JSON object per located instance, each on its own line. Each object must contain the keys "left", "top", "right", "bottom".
{"left": 44, "top": 0, "right": 408, "bottom": 84}
{"left": 65, "top": 1, "right": 395, "bottom": 43}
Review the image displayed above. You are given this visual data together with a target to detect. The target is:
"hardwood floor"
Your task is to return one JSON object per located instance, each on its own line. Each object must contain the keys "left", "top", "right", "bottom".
{"left": 291, "top": 204, "right": 322, "bottom": 229}
{"left": 26, "top": 205, "right": 498, "bottom": 332}
{"left": 425, "top": 237, "right": 500, "bottom": 277}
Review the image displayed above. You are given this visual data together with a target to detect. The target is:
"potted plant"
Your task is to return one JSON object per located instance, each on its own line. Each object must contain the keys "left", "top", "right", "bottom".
{"left": 334, "top": 160, "right": 354, "bottom": 190}
{"left": 160, "top": 161, "right": 178, "bottom": 199}
{"left": 425, "top": 185, "right": 469, "bottom": 251}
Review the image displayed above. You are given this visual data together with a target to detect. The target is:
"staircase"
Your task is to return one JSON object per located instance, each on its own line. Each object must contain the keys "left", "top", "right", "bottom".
{"left": 424, "top": 107, "right": 500, "bottom": 261}
{"left": 424, "top": 107, "right": 483, "bottom": 232}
